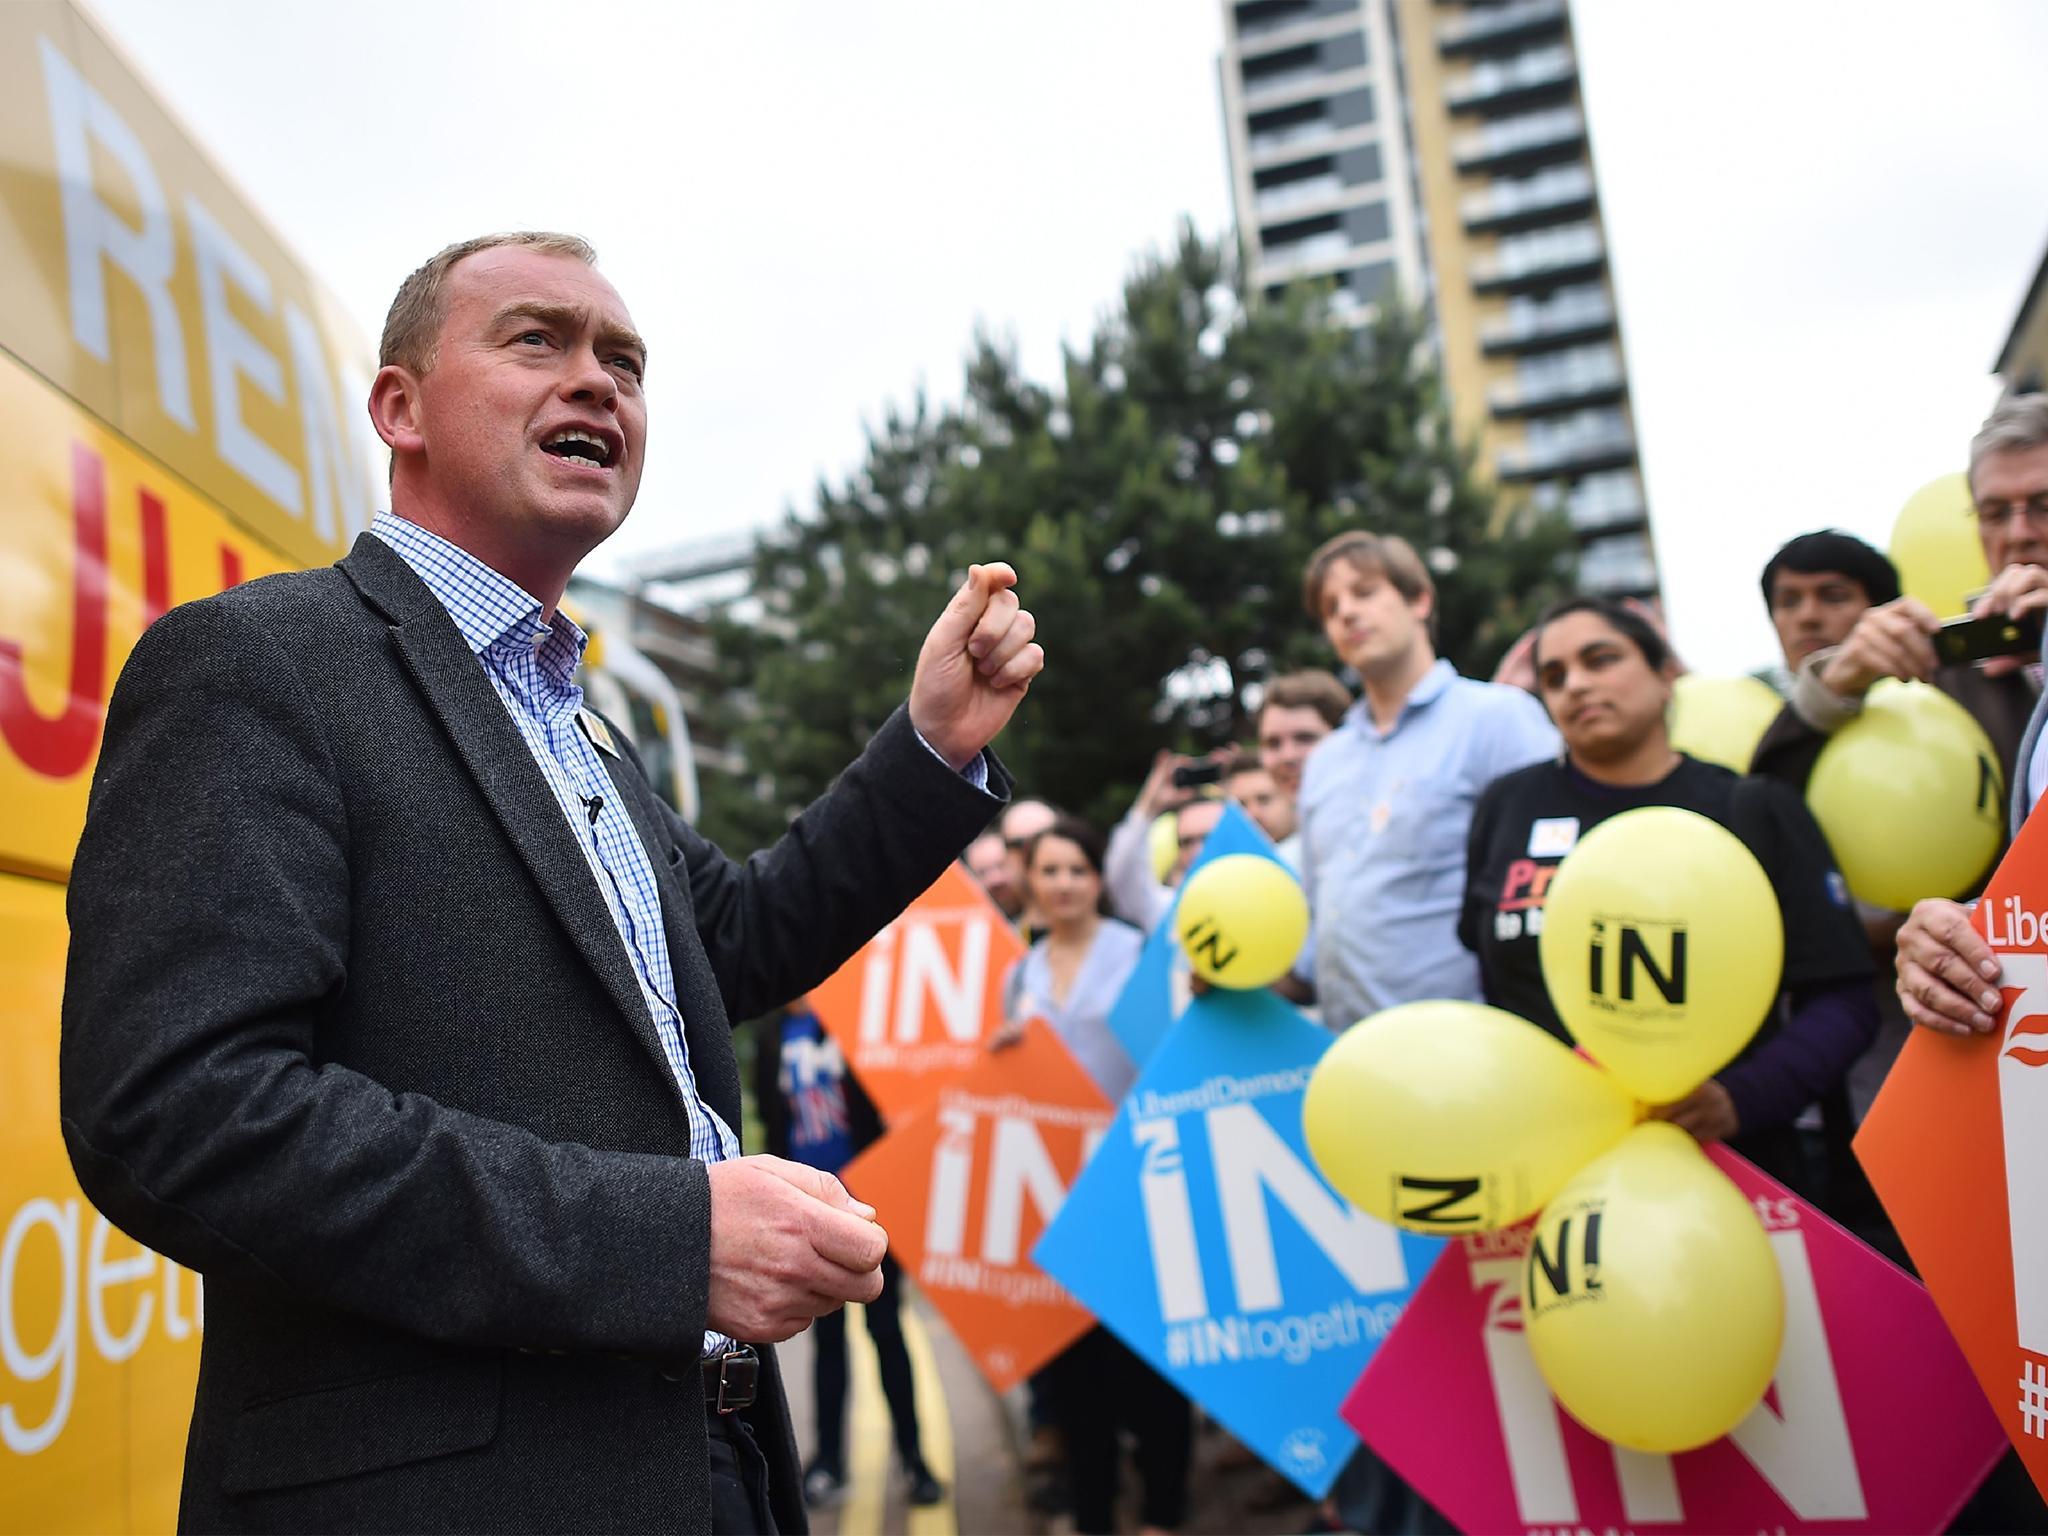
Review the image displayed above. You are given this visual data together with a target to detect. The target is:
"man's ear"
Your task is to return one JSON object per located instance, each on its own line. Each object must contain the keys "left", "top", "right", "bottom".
{"left": 1412, "top": 585, "right": 1436, "bottom": 627}
{"left": 368, "top": 365, "right": 425, "bottom": 458}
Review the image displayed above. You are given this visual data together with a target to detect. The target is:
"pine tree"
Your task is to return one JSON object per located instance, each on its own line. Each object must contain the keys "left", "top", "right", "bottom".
{"left": 698, "top": 223, "right": 1574, "bottom": 849}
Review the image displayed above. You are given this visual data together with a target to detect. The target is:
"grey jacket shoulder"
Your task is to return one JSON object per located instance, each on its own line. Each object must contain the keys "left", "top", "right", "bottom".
{"left": 176, "top": 560, "right": 372, "bottom": 633}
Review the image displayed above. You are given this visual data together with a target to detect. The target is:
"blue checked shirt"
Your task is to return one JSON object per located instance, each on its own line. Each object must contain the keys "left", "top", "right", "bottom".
{"left": 1296, "top": 659, "right": 1559, "bottom": 1030}
{"left": 371, "top": 514, "right": 741, "bottom": 1354}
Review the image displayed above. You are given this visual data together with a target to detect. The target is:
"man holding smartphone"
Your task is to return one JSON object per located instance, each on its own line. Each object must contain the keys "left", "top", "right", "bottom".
{"left": 1102, "top": 756, "right": 1226, "bottom": 932}
{"left": 1891, "top": 394, "right": 2048, "bottom": 1035}
{"left": 1755, "top": 401, "right": 2048, "bottom": 787}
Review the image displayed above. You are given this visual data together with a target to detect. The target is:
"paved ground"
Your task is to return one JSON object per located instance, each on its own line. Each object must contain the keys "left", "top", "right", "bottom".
{"left": 779, "top": 1286, "right": 1325, "bottom": 1535}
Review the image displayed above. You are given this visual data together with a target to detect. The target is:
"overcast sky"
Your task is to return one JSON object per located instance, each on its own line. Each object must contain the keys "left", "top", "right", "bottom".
{"left": 85, "top": 0, "right": 2048, "bottom": 675}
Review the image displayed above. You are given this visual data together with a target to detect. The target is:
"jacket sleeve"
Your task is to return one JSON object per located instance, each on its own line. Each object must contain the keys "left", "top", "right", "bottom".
{"left": 61, "top": 597, "right": 716, "bottom": 1360}
{"left": 651, "top": 706, "right": 1012, "bottom": 1025}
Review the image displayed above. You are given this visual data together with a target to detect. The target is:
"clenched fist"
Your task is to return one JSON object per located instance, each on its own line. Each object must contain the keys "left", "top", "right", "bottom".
{"left": 705, "top": 1155, "right": 888, "bottom": 1343}
{"left": 909, "top": 563, "right": 1044, "bottom": 771}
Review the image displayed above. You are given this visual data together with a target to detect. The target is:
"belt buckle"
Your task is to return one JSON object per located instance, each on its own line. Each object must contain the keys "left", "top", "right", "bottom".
{"left": 711, "top": 1347, "right": 758, "bottom": 1414}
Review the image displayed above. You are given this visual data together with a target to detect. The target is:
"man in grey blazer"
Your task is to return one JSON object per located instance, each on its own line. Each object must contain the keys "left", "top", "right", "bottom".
{"left": 59, "top": 231, "right": 1042, "bottom": 1534}
{"left": 1887, "top": 393, "right": 2048, "bottom": 1039}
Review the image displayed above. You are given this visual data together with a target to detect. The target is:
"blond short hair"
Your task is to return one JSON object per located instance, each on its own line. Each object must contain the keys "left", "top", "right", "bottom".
{"left": 378, "top": 231, "right": 597, "bottom": 373}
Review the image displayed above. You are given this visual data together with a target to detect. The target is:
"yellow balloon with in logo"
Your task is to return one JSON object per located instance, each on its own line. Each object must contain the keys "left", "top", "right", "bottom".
{"left": 1303, "top": 1000, "right": 1638, "bottom": 1233}
{"left": 1175, "top": 853, "right": 1308, "bottom": 990}
{"left": 1806, "top": 679, "right": 2003, "bottom": 909}
{"left": 1524, "top": 1122, "right": 1784, "bottom": 1453}
{"left": 1537, "top": 806, "right": 1782, "bottom": 1103}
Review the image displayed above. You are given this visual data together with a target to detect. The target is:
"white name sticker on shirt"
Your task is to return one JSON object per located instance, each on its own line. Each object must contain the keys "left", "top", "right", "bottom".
{"left": 578, "top": 709, "right": 621, "bottom": 758}
{"left": 1528, "top": 817, "right": 1581, "bottom": 858}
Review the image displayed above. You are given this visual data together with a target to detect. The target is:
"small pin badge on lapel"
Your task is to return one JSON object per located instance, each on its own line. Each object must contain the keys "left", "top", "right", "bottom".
{"left": 578, "top": 708, "right": 621, "bottom": 758}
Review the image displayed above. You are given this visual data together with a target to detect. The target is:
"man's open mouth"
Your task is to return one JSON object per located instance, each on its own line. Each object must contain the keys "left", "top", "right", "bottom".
{"left": 540, "top": 429, "right": 616, "bottom": 470}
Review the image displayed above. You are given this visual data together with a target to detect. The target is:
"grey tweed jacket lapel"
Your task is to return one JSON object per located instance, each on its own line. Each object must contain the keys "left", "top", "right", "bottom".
{"left": 337, "top": 534, "right": 691, "bottom": 1117}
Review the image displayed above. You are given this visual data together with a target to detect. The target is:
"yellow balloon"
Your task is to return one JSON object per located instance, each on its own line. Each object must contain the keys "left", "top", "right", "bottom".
{"left": 1890, "top": 470, "right": 1988, "bottom": 619}
{"left": 1666, "top": 674, "right": 1783, "bottom": 774}
{"left": 1303, "top": 1001, "right": 1638, "bottom": 1233}
{"left": 1537, "top": 806, "right": 1782, "bottom": 1102}
{"left": 1807, "top": 679, "right": 2003, "bottom": 909}
{"left": 1148, "top": 812, "right": 1180, "bottom": 883}
{"left": 1176, "top": 853, "right": 1309, "bottom": 990}
{"left": 1524, "top": 1122, "right": 1784, "bottom": 1453}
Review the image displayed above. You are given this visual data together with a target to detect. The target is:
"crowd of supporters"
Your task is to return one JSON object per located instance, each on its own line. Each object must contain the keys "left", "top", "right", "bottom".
{"left": 778, "top": 393, "right": 2048, "bottom": 1534}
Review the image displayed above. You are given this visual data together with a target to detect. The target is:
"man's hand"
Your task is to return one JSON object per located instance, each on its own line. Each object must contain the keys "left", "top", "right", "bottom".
{"left": 1133, "top": 745, "right": 1238, "bottom": 820}
{"left": 1648, "top": 1079, "right": 1740, "bottom": 1143}
{"left": 1133, "top": 750, "right": 1183, "bottom": 821}
{"left": 705, "top": 1155, "right": 888, "bottom": 1343}
{"left": 988, "top": 1017, "right": 1028, "bottom": 1052}
{"left": 1971, "top": 563, "right": 2048, "bottom": 678}
{"left": 1816, "top": 596, "right": 1940, "bottom": 698}
{"left": 1896, "top": 897, "right": 2004, "bottom": 1035}
{"left": 909, "top": 563, "right": 1044, "bottom": 771}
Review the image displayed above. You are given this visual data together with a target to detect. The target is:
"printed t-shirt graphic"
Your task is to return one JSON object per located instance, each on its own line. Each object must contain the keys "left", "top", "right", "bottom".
{"left": 1460, "top": 756, "right": 1868, "bottom": 1042}
{"left": 777, "top": 1011, "right": 854, "bottom": 1173}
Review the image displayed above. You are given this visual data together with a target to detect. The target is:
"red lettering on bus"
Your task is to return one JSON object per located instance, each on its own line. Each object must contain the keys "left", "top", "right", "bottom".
{"left": 140, "top": 487, "right": 170, "bottom": 627}
{"left": 0, "top": 442, "right": 109, "bottom": 779}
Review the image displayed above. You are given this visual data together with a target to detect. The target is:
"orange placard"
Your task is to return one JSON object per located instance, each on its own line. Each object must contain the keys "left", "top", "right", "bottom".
{"left": 1857, "top": 801, "right": 2048, "bottom": 1498}
{"left": 841, "top": 1019, "right": 1109, "bottom": 1393}
{"left": 809, "top": 864, "right": 1025, "bottom": 1122}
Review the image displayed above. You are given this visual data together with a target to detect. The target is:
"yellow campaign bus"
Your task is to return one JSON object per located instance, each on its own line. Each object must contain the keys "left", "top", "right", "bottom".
{"left": 0, "top": 7, "right": 692, "bottom": 1528}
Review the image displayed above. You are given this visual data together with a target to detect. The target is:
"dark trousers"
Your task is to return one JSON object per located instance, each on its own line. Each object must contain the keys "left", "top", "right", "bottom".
{"left": 1045, "top": 1326, "right": 1192, "bottom": 1534}
{"left": 707, "top": 1413, "right": 780, "bottom": 1536}
{"left": 812, "top": 1254, "right": 925, "bottom": 1475}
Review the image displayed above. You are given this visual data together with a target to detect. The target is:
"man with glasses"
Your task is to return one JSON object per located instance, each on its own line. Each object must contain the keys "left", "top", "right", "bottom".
{"left": 1103, "top": 760, "right": 1226, "bottom": 934}
{"left": 1886, "top": 398, "right": 2048, "bottom": 1533}
{"left": 1757, "top": 396, "right": 2048, "bottom": 791}
{"left": 1891, "top": 395, "right": 2048, "bottom": 1036}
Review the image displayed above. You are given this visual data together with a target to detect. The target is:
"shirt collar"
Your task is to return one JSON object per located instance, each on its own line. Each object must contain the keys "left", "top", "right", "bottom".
{"left": 1343, "top": 657, "right": 1457, "bottom": 736}
{"left": 369, "top": 513, "right": 588, "bottom": 676}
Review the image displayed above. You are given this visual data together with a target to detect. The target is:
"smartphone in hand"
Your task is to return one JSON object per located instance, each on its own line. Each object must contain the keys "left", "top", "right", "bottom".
{"left": 1935, "top": 609, "right": 2045, "bottom": 666}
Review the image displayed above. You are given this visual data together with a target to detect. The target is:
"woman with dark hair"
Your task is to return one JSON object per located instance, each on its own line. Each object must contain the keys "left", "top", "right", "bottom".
{"left": 995, "top": 815, "right": 1188, "bottom": 1536}
{"left": 996, "top": 814, "right": 1144, "bottom": 1103}
{"left": 1459, "top": 596, "right": 1879, "bottom": 1186}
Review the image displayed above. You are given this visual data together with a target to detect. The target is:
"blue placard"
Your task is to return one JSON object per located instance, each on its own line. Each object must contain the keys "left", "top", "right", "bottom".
{"left": 1033, "top": 988, "right": 1441, "bottom": 1498}
{"left": 1106, "top": 801, "right": 1293, "bottom": 1070}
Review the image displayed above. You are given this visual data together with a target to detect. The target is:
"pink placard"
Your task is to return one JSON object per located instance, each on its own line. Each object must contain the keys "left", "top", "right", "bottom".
{"left": 1345, "top": 1148, "right": 2004, "bottom": 1534}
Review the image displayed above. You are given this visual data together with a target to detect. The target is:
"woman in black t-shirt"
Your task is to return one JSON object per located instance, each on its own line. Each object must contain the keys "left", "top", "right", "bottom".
{"left": 1459, "top": 597, "right": 1878, "bottom": 1185}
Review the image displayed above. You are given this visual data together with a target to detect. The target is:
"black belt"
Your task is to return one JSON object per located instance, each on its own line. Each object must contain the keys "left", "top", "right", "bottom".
{"left": 702, "top": 1346, "right": 759, "bottom": 1414}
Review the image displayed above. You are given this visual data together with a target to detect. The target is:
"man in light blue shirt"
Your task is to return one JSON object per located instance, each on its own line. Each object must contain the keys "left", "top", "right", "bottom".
{"left": 1294, "top": 530, "right": 1557, "bottom": 1535}
{"left": 1296, "top": 531, "right": 1559, "bottom": 1030}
